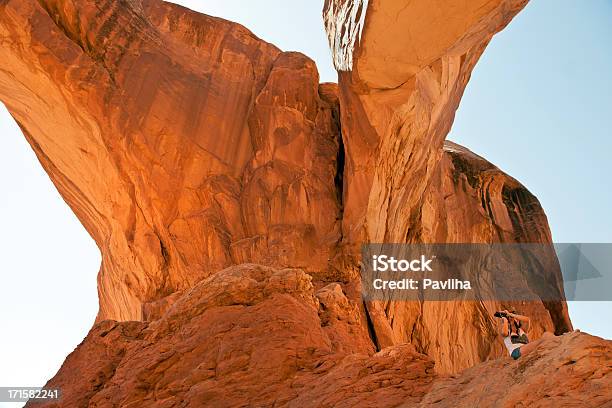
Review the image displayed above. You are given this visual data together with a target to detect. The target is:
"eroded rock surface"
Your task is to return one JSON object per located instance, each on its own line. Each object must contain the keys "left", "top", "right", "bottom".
{"left": 323, "top": 0, "right": 571, "bottom": 373}
{"left": 0, "top": 0, "right": 342, "bottom": 322}
{"left": 32, "top": 265, "right": 434, "bottom": 408}
{"left": 417, "top": 331, "right": 612, "bottom": 408}
{"left": 30, "top": 266, "right": 609, "bottom": 407}
{"left": 0, "top": 0, "right": 591, "bottom": 403}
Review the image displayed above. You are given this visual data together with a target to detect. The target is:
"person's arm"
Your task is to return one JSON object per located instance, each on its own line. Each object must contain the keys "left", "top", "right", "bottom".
{"left": 506, "top": 311, "right": 530, "bottom": 332}
{"left": 499, "top": 317, "right": 509, "bottom": 337}
{"left": 507, "top": 311, "right": 530, "bottom": 324}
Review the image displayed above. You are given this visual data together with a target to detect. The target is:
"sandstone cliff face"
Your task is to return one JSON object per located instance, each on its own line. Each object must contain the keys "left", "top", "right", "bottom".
{"left": 323, "top": 0, "right": 571, "bottom": 373}
{"left": 0, "top": 0, "right": 343, "bottom": 323}
{"left": 0, "top": 0, "right": 587, "bottom": 401}
{"left": 376, "top": 142, "right": 573, "bottom": 373}
{"left": 324, "top": 0, "right": 532, "bottom": 246}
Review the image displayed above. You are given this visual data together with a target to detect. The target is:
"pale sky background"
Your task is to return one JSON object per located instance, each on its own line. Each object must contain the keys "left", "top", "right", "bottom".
{"left": 0, "top": 1, "right": 610, "bottom": 405}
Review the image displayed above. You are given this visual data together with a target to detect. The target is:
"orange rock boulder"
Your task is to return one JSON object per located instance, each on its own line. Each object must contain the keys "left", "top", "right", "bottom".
{"left": 31, "top": 265, "right": 609, "bottom": 407}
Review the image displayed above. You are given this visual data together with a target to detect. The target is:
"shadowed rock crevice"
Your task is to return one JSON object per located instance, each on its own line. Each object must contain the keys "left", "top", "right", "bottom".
{"left": 363, "top": 301, "right": 381, "bottom": 350}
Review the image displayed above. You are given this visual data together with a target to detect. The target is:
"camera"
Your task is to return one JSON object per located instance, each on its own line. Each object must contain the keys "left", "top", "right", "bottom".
{"left": 494, "top": 311, "right": 508, "bottom": 318}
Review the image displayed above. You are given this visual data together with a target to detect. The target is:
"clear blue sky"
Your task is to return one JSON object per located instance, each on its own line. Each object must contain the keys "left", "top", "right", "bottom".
{"left": 449, "top": 0, "right": 612, "bottom": 244}
{"left": 0, "top": 1, "right": 609, "bottom": 404}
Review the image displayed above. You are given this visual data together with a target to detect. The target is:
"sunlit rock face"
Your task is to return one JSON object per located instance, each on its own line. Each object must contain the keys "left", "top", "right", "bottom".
{"left": 324, "top": 0, "right": 533, "bottom": 245}
{"left": 0, "top": 0, "right": 343, "bottom": 322}
{"left": 381, "top": 142, "right": 573, "bottom": 373}
{"left": 323, "top": 0, "right": 369, "bottom": 71}
{"left": 0, "top": 1, "right": 582, "bottom": 402}
{"left": 417, "top": 331, "right": 612, "bottom": 408}
{"left": 28, "top": 267, "right": 611, "bottom": 408}
{"left": 323, "top": 0, "right": 572, "bottom": 373}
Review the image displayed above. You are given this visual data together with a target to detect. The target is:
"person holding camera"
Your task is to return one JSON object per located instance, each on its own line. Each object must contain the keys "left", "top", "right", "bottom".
{"left": 495, "top": 309, "right": 554, "bottom": 360}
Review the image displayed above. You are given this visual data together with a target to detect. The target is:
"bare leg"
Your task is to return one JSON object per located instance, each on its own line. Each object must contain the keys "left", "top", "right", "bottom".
{"left": 518, "top": 332, "right": 554, "bottom": 356}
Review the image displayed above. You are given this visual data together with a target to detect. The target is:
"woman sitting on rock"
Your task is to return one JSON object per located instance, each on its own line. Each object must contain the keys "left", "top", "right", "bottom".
{"left": 496, "top": 310, "right": 554, "bottom": 360}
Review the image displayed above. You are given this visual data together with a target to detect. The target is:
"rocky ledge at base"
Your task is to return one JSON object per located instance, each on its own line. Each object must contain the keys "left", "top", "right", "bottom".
{"left": 416, "top": 330, "right": 612, "bottom": 408}
{"left": 30, "top": 265, "right": 611, "bottom": 408}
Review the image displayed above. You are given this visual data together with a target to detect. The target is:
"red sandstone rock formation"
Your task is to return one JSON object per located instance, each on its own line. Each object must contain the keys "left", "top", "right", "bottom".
{"left": 1, "top": 0, "right": 606, "bottom": 406}
{"left": 0, "top": 0, "right": 343, "bottom": 323}
{"left": 30, "top": 265, "right": 611, "bottom": 407}
{"left": 416, "top": 331, "right": 612, "bottom": 408}
{"left": 33, "top": 265, "right": 434, "bottom": 407}
{"left": 323, "top": 0, "right": 571, "bottom": 373}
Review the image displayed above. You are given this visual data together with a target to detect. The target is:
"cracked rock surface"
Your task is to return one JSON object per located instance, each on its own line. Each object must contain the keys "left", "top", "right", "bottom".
{"left": 32, "top": 265, "right": 611, "bottom": 408}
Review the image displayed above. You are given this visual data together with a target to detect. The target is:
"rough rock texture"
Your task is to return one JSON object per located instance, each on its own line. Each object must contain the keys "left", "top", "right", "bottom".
{"left": 32, "top": 265, "right": 435, "bottom": 408}
{"left": 417, "top": 331, "right": 612, "bottom": 408}
{"left": 0, "top": 0, "right": 342, "bottom": 322}
{"left": 384, "top": 142, "right": 573, "bottom": 373}
{"left": 0, "top": 0, "right": 597, "bottom": 404}
{"left": 31, "top": 266, "right": 610, "bottom": 407}
{"left": 323, "top": 0, "right": 571, "bottom": 373}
